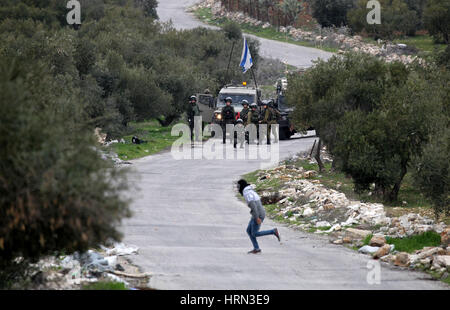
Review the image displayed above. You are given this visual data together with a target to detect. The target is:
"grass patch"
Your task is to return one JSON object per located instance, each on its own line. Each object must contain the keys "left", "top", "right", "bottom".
{"left": 82, "top": 281, "right": 128, "bottom": 290}
{"left": 362, "top": 234, "right": 374, "bottom": 246}
{"left": 393, "top": 35, "right": 447, "bottom": 53}
{"left": 290, "top": 158, "right": 437, "bottom": 211}
{"left": 385, "top": 231, "right": 441, "bottom": 253}
{"left": 193, "top": 7, "right": 337, "bottom": 54}
{"left": 317, "top": 226, "right": 331, "bottom": 231}
{"left": 242, "top": 170, "right": 261, "bottom": 184}
{"left": 108, "top": 120, "right": 186, "bottom": 160}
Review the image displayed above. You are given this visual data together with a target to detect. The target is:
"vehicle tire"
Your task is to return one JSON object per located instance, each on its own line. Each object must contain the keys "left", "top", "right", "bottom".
{"left": 279, "top": 128, "right": 291, "bottom": 140}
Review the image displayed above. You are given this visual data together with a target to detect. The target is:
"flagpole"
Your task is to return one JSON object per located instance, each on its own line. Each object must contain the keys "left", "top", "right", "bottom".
{"left": 226, "top": 41, "right": 235, "bottom": 84}
{"left": 250, "top": 66, "right": 258, "bottom": 89}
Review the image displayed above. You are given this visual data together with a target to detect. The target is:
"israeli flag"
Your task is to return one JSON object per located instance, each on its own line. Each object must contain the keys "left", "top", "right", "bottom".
{"left": 240, "top": 37, "right": 253, "bottom": 73}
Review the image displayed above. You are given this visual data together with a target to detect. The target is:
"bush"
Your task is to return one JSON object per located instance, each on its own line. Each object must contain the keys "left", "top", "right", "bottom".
{"left": 335, "top": 74, "right": 436, "bottom": 201}
{"left": 412, "top": 66, "right": 450, "bottom": 217}
{"left": 288, "top": 52, "right": 438, "bottom": 202}
{"left": 311, "top": 0, "right": 355, "bottom": 27}
{"left": 0, "top": 59, "right": 131, "bottom": 286}
{"left": 423, "top": 0, "right": 450, "bottom": 43}
{"left": 413, "top": 129, "right": 450, "bottom": 217}
{"left": 0, "top": 1, "right": 262, "bottom": 134}
{"left": 347, "top": 0, "right": 420, "bottom": 39}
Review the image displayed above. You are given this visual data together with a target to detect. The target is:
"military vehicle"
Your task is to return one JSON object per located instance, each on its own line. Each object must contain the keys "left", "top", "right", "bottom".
{"left": 210, "top": 83, "right": 261, "bottom": 125}
{"left": 275, "top": 77, "right": 296, "bottom": 140}
{"left": 196, "top": 92, "right": 215, "bottom": 124}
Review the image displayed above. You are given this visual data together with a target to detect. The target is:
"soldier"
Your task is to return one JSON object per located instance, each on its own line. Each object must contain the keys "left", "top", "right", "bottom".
{"left": 221, "top": 97, "right": 235, "bottom": 144}
{"left": 240, "top": 100, "right": 250, "bottom": 124}
{"left": 234, "top": 118, "right": 245, "bottom": 149}
{"left": 270, "top": 100, "right": 281, "bottom": 143}
{"left": 187, "top": 95, "right": 201, "bottom": 143}
{"left": 261, "top": 101, "right": 273, "bottom": 145}
{"left": 246, "top": 103, "right": 260, "bottom": 144}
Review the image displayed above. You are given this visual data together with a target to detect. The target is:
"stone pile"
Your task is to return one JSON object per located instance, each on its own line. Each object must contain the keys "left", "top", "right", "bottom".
{"left": 191, "top": 0, "right": 424, "bottom": 65}
{"left": 255, "top": 165, "right": 392, "bottom": 231}
{"left": 251, "top": 158, "right": 449, "bottom": 280}
{"left": 24, "top": 243, "right": 149, "bottom": 290}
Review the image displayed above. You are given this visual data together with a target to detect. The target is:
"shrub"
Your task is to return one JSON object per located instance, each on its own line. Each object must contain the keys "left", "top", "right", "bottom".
{"left": 311, "top": 0, "right": 355, "bottom": 28}
{"left": 423, "top": 0, "right": 450, "bottom": 43}
{"left": 0, "top": 59, "right": 131, "bottom": 286}
{"left": 288, "top": 52, "right": 438, "bottom": 202}
{"left": 347, "top": 0, "right": 420, "bottom": 39}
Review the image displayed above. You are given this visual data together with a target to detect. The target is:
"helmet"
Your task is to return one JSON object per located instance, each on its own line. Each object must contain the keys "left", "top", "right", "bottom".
{"left": 204, "top": 89, "right": 210, "bottom": 94}
{"left": 250, "top": 103, "right": 258, "bottom": 108}
{"left": 242, "top": 100, "right": 249, "bottom": 106}
{"left": 262, "top": 101, "right": 269, "bottom": 106}
{"left": 189, "top": 95, "right": 197, "bottom": 102}
{"left": 236, "top": 118, "right": 244, "bottom": 124}
{"left": 225, "top": 97, "right": 232, "bottom": 102}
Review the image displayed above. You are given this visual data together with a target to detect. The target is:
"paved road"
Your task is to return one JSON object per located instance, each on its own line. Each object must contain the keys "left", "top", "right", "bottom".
{"left": 121, "top": 136, "right": 447, "bottom": 289}
{"left": 157, "top": 0, "right": 333, "bottom": 68}
{"left": 119, "top": 2, "right": 447, "bottom": 290}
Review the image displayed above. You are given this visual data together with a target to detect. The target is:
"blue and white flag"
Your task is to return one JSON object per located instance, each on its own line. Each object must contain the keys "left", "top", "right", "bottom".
{"left": 239, "top": 37, "right": 253, "bottom": 73}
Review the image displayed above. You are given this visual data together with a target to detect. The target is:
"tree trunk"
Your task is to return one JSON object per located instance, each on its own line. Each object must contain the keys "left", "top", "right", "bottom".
{"left": 331, "top": 159, "right": 337, "bottom": 171}
{"left": 315, "top": 139, "right": 325, "bottom": 172}
{"left": 385, "top": 163, "right": 408, "bottom": 202}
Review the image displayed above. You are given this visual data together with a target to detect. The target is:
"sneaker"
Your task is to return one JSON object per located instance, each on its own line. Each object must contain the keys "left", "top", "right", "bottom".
{"left": 274, "top": 228, "right": 281, "bottom": 242}
{"left": 247, "top": 249, "right": 262, "bottom": 254}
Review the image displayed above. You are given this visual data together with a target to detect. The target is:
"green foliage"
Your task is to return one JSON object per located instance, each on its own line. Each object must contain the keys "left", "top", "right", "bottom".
{"left": 134, "top": 0, "right": 158, "bottom": 19}
{"left": 223, "top": 21, "right": 242, "bottom": 41}
{"left": 348, "top": 0, "right": 420, "bottom": 39}
{"left": 82, "top": 281, "right": 128, "bottom": 290}
{"left": 0, "top": 0, "right": 262, "bottom": 136}
{"left": 412, "top": 119, "right": 450, "bottom": 217}
{"left": 423, "top": 0, "right": 450, "bottom": 43}
{"left": 278, "top": 0, "right": 303, "bottom": 26}
{"left": 311, "top": 0, "right": 355, "bottom": 27}
{"left": 0, "top": 59, "right": 131, "bottom": 281}
{"left": 386, "top": 231, "right": 442, "bottom": 253}
{"left": 362, "top": 234, "right": 374, "bottom": 246}
{"left": 288, "top": 52, "right": 445, "bottom": 203}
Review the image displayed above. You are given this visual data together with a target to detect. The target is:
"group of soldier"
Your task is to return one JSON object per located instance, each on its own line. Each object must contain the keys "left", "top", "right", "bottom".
{"left": 187, "top": 95, "right": 281, "bottom": 148}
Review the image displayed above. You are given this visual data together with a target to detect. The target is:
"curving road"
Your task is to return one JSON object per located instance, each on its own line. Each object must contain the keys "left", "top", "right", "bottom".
{"left": 157, "top": 0, "right": 333, "bottom": 68}
{"left": 119, "top": 1, "right": 448, "bottom": 290}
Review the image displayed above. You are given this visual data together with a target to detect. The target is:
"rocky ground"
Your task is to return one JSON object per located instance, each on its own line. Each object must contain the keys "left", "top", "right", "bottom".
{"left": 13, "top": 243, "right": 151, "bottom": 290}
{"left": 190, "top": 0, "right": 424, "bottom": 65}
{"left": 245, "top": 150, "right": 450, "bottom": 283}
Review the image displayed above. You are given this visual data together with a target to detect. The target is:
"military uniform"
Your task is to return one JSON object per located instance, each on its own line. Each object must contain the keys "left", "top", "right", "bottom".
{"left": 270, "top": 106, "right": 281, "bottom": 143}
{"left": 261, "top": 106, "right": 274, "bottom": 144}
{"left": 221, "top": 104, "right": 235, "bottom": 143}
{"left": 240, "top": 106, "right": 250, "bottom": 124}
{"left": 187, "top": 100, "right": 201, "bottom": 142}
{"left": 246, "top": 108, "right": 260, "bottom": 144}
{"left": 234, "top": 119, "right": 245, "bottom": 149}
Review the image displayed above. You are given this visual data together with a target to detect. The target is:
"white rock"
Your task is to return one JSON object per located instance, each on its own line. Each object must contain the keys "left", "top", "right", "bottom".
{"left": 303, "top": 207, "right": 315, "bottom": 217}
{"left": 315, "top": 221, "right": 331, "bottom": 228}
{"left": 358, "top": 245, "right": 380, "bottom": 254}
{"left": 433, "top": 256, "right": 450, "bottom": 268}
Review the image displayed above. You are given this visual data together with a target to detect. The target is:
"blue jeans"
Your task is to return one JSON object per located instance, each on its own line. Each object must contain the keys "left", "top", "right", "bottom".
{"left": 246, "top": 218, "right": 275, "bottom": 250}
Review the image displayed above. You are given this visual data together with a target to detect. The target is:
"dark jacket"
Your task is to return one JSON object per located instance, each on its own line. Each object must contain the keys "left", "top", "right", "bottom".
{"left": 246, "top": 109, "right": 260, "bottom": 126}
{"left": 221, "top": 105, "right": 235, "bottom": 123}
{"left": 240, "top": 107, "right": 250, "bottom": 123}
